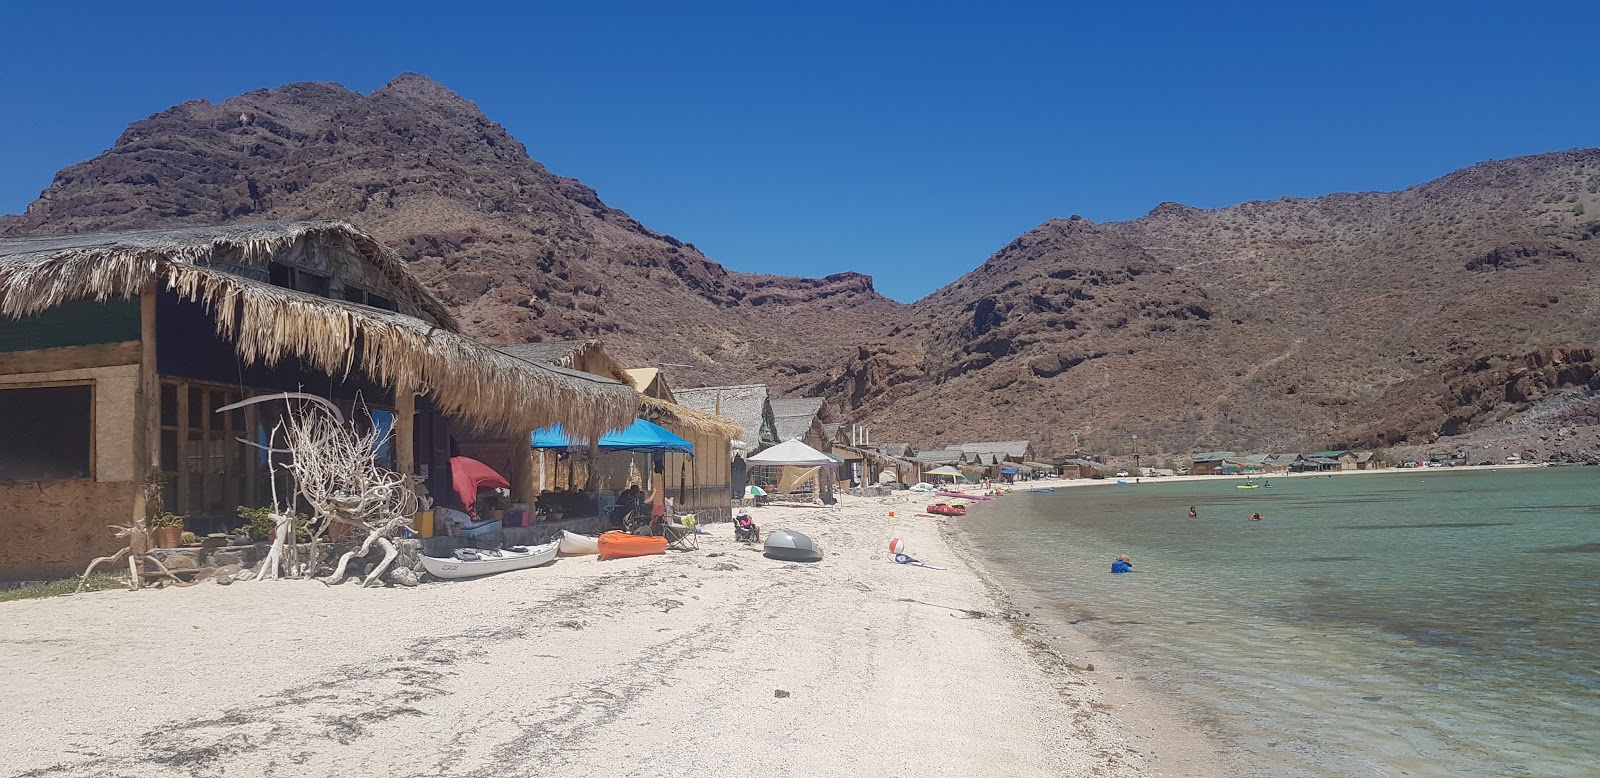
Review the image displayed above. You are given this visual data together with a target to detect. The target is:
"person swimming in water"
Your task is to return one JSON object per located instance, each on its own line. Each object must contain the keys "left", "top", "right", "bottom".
{"left": 1188, "top": 506, "right": 1198, "bottom": 519}
{"left": 1249, "top": 512, "right": 1264, "bottom": 521}
{"left": 1111, "top": 554, "right": 1133, "bottom": 573}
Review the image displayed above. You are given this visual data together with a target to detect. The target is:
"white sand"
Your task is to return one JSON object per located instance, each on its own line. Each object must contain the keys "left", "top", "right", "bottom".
{"left": 0, "top": 491, "right": 1168, "bottom": 778}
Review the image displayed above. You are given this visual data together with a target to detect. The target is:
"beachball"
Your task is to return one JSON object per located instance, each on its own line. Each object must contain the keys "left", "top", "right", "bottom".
{"left": 889, "top": 538, "right": 907, "bottom": 556}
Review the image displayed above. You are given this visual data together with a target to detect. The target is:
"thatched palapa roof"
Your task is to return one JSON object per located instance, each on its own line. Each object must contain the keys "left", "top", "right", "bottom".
{"left": 639, "top": 395, "right": 743, "bottom": 439}
{"left": 0, "top": 222, "right": 637, "bottom": 440}
{"left": 769, "top": 397, "right": 826, "bottom": 443}
{"left": 673, "top": 384, "right": 777, "bottom": 452}
{"left": 494, "top": 340, "right": 633, "bottom": 384}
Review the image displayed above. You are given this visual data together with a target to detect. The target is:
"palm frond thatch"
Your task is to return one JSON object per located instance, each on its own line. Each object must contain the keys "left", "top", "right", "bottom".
{"left": 0, "top": 222, "right": 637, "bottom": 440}
{"left": 0, "top": 221, "right": 456, "bottom": 329}
{"left": 494, "top": 340, "right": 632, "bottom": 384}
{"left": 639, "top": 395, "right": 743, "bottom": 439}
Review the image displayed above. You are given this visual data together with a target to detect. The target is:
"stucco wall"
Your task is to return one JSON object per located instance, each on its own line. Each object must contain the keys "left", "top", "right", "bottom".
{"left": 0, "top": 355, "right": 140, "bottom": 580}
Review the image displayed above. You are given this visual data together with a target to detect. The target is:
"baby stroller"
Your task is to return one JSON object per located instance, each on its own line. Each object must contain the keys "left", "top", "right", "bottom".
{"left": 733, "top": 508, "right": 760, "bottom": 543}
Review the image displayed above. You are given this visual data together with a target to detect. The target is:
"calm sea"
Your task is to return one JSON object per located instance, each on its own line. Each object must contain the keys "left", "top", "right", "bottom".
{"left": 962, "top": 468, "right": 1599, "bottom": 777}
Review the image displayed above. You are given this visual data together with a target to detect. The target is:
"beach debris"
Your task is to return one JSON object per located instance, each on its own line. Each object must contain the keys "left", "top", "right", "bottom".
{"left": 888, "top": 538, "right": 946, "bottom": 570}
{"left": 76, "top": 469, "right": 199, "bottom": 592}
{"left": 238, "top": 396, "right": 422, "bottom": 586}
{"left": 774, "top": 689, "right": 791, "bottom": 698}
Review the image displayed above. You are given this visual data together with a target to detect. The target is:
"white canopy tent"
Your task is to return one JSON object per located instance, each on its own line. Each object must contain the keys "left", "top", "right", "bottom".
{"left": 747, "top": 440, "right": 835, "bottom": 467}
{"left": 745, "top": 440, "right": 837, "bottom": 501}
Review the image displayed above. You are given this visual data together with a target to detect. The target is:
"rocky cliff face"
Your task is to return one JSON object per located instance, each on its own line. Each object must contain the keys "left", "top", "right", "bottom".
{"left": 0, "top": 74, "right": 905, "bottom": 389}
{"left": 7, "top": 74, "right": 1598, "bottom": 455}
{"left": 807, "top": 149, "right": 1600, "bottom": 455}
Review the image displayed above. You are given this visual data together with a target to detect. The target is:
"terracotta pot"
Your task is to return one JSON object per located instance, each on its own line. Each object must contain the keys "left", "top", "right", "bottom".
{"left": 327, "top": 521, "right": 357, "bottom": 544}
{"left": 153, "top": 526, "right": 183, "bottom": 549}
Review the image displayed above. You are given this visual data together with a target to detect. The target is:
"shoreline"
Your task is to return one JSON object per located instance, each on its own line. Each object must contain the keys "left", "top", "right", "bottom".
{"left": 0, "top": 492, "right": 1160, "bottom": 778}
{"left": 939, "top": 502, "right": 1239, "bottom": 777}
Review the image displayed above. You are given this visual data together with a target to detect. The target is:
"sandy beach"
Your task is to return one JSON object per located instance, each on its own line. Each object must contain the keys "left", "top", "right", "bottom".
{"left": 0, "top": 491, "right": 1178, "bottom": 778}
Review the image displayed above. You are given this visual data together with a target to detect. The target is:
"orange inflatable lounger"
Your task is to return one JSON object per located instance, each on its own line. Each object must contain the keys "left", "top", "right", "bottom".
{"left": 597, "top": 531, "right": 669, "bottom": 560}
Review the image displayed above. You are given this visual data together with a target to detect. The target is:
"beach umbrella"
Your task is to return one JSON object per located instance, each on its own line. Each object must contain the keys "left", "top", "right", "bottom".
{"left": 449, "top": 456, "right": 509, "bottom": 512}
{"left": 745, "top": 485, "right": 768, "bottom": 497}
{"left": 1001, "top": 468, "right": 1018, "bottom": 475}
{"left": 925, "top": 465, "right": 963, "bottom": 480}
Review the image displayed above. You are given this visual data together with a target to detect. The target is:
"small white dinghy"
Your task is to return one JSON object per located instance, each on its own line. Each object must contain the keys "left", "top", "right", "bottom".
{"left": 420, "top": 540, "right": 560, "bottom": 580}
{"left": 558, "top": 530, "right": 600, "bottom": 556}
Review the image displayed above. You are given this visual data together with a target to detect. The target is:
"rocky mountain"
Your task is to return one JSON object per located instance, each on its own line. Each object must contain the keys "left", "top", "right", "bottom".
{"left": 806, "top": 149, "right": 1600, "bottom": 456}
{"left": 6, "top": 74, "right": 1598, "bottom": 457}
{"left": 0, "top": 74, "right": 904, "bottom": 388}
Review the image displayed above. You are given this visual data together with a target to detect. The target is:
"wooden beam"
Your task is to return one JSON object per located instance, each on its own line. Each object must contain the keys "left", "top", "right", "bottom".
{"left": 132, "top": 285, "right": 158, "bottom": 522}
{"left": 396, "top": 385, "right": 416, "bottom": 496}
{"left": 0, "top": 341, "right": 140, "bottom": 375}
{"left": 507, "top": 430, "right": 535, "bottom": 504}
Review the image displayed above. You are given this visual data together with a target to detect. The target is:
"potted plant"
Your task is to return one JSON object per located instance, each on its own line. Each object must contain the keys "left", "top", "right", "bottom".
{"left": 234, "top": 506, "right": 312, "bottom": 545}
{"left": 150, "top": 512, "right": 187, "bottom": 549}
{"left": 474, "top": 489, "right": 510, "bottom": 522}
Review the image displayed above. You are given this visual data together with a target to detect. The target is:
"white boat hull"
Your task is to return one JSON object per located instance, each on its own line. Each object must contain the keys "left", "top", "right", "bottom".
{"left": 420, "top": 540, "right": 560, "bottom": 580}
{"left": 558, "top": 530, "right": 600, "bottom": 556}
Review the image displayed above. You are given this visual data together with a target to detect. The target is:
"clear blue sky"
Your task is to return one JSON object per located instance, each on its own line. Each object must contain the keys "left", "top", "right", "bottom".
{"left": 1, "top": 1, "right": 1596, "bottom": 301}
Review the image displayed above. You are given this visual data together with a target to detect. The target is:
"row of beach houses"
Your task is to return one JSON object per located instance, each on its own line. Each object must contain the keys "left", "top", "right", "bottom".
{"left": 1188, "top": 450, "right": 1381, "bottom": 475}
{"left": 0, "top": 220, "right": 1057, "bottom": 581}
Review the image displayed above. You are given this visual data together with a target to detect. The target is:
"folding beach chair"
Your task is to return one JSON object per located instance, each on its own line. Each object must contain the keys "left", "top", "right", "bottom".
{"left": 658, "top": 513, "right": 698, "bottom": 551}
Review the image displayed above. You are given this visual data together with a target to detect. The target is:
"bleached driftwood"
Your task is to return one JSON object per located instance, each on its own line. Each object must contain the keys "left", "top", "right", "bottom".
{"left": 258, "top": 397, "right": 421, "bottom": 586}
{"left": 77, "top": 471, "right": 195, "bottom": 592}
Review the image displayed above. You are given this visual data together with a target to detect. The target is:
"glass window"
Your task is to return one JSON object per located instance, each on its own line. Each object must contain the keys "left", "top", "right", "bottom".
{"left": 160, "top": 384, "right": 178, "bottom": 427}
{"left": 187, "top": 387, "right": 204, "bottom": 427}
{"left": 0, "top": 385, "right": 93, "bottom": 480}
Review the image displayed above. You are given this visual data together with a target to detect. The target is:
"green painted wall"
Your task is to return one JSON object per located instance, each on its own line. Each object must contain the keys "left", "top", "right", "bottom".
{"left": 0, "top": 300, "right": 140, "bottom": 352}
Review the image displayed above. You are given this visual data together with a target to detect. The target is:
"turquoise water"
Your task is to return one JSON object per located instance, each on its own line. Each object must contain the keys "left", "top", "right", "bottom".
{"left": 963, "top": 469, "right": 1600, "bottom": 777}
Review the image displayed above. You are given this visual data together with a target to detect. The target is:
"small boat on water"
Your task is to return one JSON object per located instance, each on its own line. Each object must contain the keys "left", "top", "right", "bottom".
{"left": 598, "top": 531, "right": 668, "bottom": 560}
{"left": 1237, "top": 484, "right": 1260, "bottom": 489}
{"left": 420, "top": 540, "right": 560, "bottom": 580}
{"left": 926, "top": 503, "right": 967, "bottom": 516}
{"left": 558, "top": 530, "right": 600, "bottom": 556}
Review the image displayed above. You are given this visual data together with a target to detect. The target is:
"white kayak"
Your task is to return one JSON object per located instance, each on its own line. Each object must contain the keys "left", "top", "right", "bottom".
{"left": 558, "top": 530, "right": 600, "bottom": 556}
{"left": 420, "top": 540, "right": 559, "bottom": 580}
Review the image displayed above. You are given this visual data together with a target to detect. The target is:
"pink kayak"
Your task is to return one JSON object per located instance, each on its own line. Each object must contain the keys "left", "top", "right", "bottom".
{"left": 937, "top": 491, "right": 995, "bottom": 501}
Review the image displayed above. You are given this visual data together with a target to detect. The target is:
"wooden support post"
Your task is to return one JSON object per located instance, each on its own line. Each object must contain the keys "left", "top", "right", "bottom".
{"left": 132, "top": 283, "right": 159, "bottom": 523}
{"left": 396, "top": 385, "right": 416, "bottom": 495}
{"left": 507, "top": 430, "right": 535, "bottom": 505}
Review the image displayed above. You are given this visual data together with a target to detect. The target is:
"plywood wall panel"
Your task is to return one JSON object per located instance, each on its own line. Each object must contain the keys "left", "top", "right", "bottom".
{"left": 0, "top": 480, "right": 136, "bottom": 580}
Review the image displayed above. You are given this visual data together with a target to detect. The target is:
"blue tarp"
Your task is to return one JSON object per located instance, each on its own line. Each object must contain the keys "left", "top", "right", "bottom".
{"left": 531, "top": 418, "right": 694, "bottom": 454}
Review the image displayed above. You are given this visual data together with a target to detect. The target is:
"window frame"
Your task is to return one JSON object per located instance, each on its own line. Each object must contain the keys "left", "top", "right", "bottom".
{"left": 0, "top": 379, "right": 96, "bottom": 482}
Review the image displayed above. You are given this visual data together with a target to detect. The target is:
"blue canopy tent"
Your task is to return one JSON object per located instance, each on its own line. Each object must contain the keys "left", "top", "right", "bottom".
{"left": 531, "top": 418, "right": 694, "bottom": 454}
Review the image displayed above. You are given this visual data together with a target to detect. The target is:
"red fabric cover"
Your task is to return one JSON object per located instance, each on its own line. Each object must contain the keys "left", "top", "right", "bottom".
{"left": 450, "top": 456, "right": 510, "bottom": 513}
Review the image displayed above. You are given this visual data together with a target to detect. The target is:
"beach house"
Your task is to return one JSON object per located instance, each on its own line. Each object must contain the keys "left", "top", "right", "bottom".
{"left": 672, "top": 384, "right": 780, "bottom": 496}
{"left": 0, "top": 222, "right": 637, "bottom": 580}
{"left": 1308, "top": 450, "right": 1359, "bottom": 471}
{"left": 1188, "top": 452, "right": 1237, "bottom": 475}
{"left": 769, "top": 396, "right": 831, "bottom": 451}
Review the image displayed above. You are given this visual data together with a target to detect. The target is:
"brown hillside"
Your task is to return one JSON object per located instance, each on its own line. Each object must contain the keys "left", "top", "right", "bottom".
{"left": 0, "top": 74, "right": 905, "bottom": 388}
{"left": 807, "top": 150, "right": 1600, "bottom": 455}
